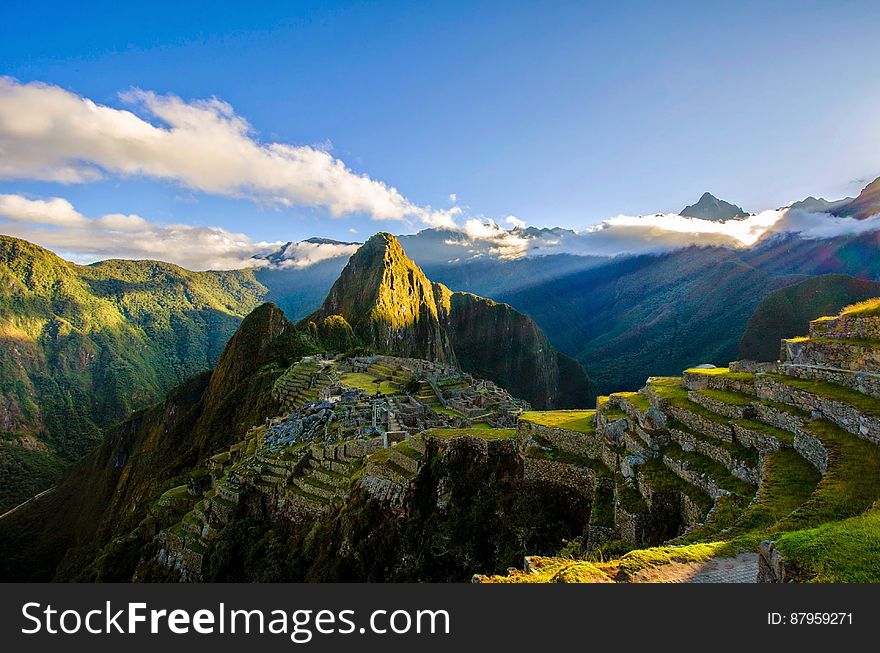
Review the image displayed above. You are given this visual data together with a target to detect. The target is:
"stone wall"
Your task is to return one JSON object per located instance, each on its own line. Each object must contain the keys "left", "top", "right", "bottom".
{"left": 782, "top": 338, "right": 880, "bottom": 373}
{"left": 792, "top": 428, "right": 829, "bottom": 473}
{"left": 518, "top": 420, "right": 616, "bottom": 470}
{"left": 780, "top": 362, "right": 880, "bottom": 400}
{"left": 756, "top": 375, "right": 880, "bottom": 445}
{"left": 667, "top": 405, "right": 734, "bottom": 442}
{"left": 523, "top": 457, "right": 597, "bottom": 495}
{"left": 757, "top": 540, "right": 787, "bottom": 583}
{"left": 809, "top": 314, "right": 880, "bottom": 341}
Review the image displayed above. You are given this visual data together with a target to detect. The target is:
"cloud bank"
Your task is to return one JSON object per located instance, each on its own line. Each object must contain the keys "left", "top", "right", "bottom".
{"left": 0, "top": 78, "right": 458, "bottom": 228}
{"left": 269, "top": 240, "right": 361, "bottom": 269}
{"left": 3, "top": 192, "right": 880, "bottom": 271}
{"left": 0, "top": 193, "right": 281, "bottom": 270}
{"left": 431, "top": 208, "right": 880, "bottom": 261}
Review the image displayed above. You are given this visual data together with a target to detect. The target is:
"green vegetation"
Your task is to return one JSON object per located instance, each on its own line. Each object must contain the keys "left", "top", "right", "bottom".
{"left": 733, "top": 418, "right": 794, "bottom": 445}
{"left": 775, "top": 504, "right": 880, "bottom": 582}
{"left": 683, "top": 367, "right": 730, "bottom": 376}
{"left": 0, "top": 443, "right": 64, "bottom": 513}
{"left": 422, "top": 428, "right": 516, "bottom": 441}
{"left": 841, "top": 296, "right": 880, "bottom": 317}
{"left": 339, "top": 372, "right": 397, "bottom": 395}
{"left": 0, "top": 235, "right": 268, "bottom": 504}
{"left": 739, "top": 274, "right": 880, "bottom": 360}
{"left": 638, "top": 458, "right": 713, "bottom": 513}
{"left": 698, "top": 389, "right": 752, "bottom": 407}
{"left": 611, "top": 391, "right": 651, "bottom": 412}
{"left": 520, "top": 410, "right": 596, "bottom": 433}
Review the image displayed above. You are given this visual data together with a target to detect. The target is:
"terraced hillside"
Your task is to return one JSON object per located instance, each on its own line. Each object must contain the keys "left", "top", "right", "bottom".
{"left": 479, "top": 299, "right": 880, "bottom": 583}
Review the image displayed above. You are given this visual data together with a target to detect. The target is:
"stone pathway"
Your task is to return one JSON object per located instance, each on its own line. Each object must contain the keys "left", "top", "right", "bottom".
{"left": 631, "top": 552, "right": 758, "bottom": 583}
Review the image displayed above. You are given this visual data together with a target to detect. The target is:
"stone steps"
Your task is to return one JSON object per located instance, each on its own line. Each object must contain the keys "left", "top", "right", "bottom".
{"left": 306, "top": 465, "right": 350, "bottom": 488}
{"left": 292, "top": 474, "right": 345, "bottom": 501}
{"left": 388, "top": 446, "right": 421, "bottom": 475}
{"left": 286, "top": 485, "right": 332, "bottom": 511}
{"left": 661, "top": 442, "right": 757, "bottom": 502}
{"left": 663, "top": 400, "right": 735, "bottom": 443}
{"left": 667, "top": 419, "right": 761, "bottom": 484}
{"left": 634, "top": 459, "right": 715, "bottom": 531}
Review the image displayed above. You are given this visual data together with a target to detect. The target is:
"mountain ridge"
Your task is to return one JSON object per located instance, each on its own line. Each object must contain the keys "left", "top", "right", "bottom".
{"left": 679, "top": 192, "right": 748, "bottom": 221}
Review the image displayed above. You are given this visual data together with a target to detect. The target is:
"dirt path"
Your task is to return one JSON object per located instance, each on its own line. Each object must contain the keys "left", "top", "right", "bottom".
{"left": 0, "top": 487, "right": 54, "bottom": 522}
{"left": 631, "top": 552, "right": 758, "bottom": 583}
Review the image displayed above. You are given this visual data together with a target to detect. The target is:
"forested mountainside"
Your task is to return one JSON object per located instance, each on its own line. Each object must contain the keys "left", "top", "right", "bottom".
{"left": 0, "top": 235, "right": 266, "bottom": 511}
{"left": 739, "top": 274, "right": 880, "bottom": 361}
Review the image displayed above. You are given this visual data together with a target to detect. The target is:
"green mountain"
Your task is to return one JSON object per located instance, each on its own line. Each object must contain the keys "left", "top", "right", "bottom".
{"left": 485, "top": 231, "right": 880, "bottom": 394}
{"left": 0, "top": 303, "right": 313, "bottom": 580}
{"left": 738, "top": 274, "right": 880, "bottom": 361}
{"left": 305, "top": 233, "right": 456, "bottom": 364}
{"left": 0, "top": 235, "right": 266, "bottom": 511}
{"left": 679, "top": 192, "right": 748, "bottom": 220}
{"left": 303, "top": 233, "right": 594, "bottom": 408}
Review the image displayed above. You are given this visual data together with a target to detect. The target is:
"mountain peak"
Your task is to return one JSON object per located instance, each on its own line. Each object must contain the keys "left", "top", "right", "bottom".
{"left": 833, "top": 175, "right": 880, "bottom": 220}
{"left": 307, "top": 232, "right": 456, "bottom": 363}
{"left": 680, "top": 192, "right": 748, "bottom": 221}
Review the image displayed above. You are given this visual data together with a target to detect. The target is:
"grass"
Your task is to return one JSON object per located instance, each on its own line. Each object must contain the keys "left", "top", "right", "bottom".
{"left": 756, "top": 398, "right": 811, "bottom": 419}
{"left": 670, "top": 417, "right": 759, "bottom": 465}
{"left": 775, "top": 503, "right": 880, "bottom": 582}
{"left": 650, "top": 378, "right": 736, "bottom": 426}
{"left": 339, "top": 372, "right": 397, "bottom": 395}
{"left": 840, "top": 297, "right": 880, "bottom": 317}
{"left": 773, "top": 420, "right": 880, "bottom": 532}
{"left": 733, "top": 418, "right": 795, "bottom": 445}
{"left": 663, "top": 442, "right": 756, "bottom": 498}
{"left": 684, "top": 368, "right": 755, "bottom": 382}
{"left": 520, "top": 410, "right": 596, "bottom": 433}
{"left": 697, "top": 389, "right": 753, "bottom": 407}
{"left": 433, "top": 405, "right": 462, "bottom": 417}
{"left": 638, "top": 458, "right": 713, "bottom": 513}
{"left": 724, "top": 447, "right": 822, "bottom": 542}
{"left": 611, "top": 391, "right": 651, "bottom": 413}
{"left": 421, "top": 427, "right": 516, "bottom": 440}
{"left": 766, "top": 374, "right": 880, "bottom": 417}
{"left": 393, "top": 440, "right": 423, "bottom": 461}
{"left": 476, "top": 557, "right": 612, "bottom": 583}
{"left": 616, "top": 476, "right": 648, "bottom": 514}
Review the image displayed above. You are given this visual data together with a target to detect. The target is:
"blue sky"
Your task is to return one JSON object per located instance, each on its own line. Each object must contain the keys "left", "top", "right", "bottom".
{"left": 1, "top": 0, "right": 879, "bottom": 265}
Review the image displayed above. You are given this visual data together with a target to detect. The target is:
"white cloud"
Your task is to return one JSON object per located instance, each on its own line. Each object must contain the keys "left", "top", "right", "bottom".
{"left": 448, "top": 193, "right": 457, "bottom": 203}
{"left": 272, "top": 240, "right": 361, "bottom": 269}
{"left": 0, "top": 193, "right": 281, "bottom": 270}
{"left": 504, "top": 215, "right": 527, "bottom": 230}
{"left": 0, "top": 194, "right": 89, "bottom": 228}
{"left": 0, "top": 78, "right": 456, "bottom": 227}
{"left": 433, "top": 208, "right": 880, "bottom": 261}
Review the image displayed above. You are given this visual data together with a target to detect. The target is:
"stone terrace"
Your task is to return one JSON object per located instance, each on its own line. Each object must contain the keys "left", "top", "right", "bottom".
{"left": 479, "top": 303, "right": 880, "bottom": 583}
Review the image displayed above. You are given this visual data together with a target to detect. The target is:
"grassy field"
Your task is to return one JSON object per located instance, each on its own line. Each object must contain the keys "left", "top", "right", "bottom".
{"left": 520, "top": 410, "right": 596, "bottom": 433}
{"left": 339, "top": 372, "right": 397, "bottom": 395}
{"left": 422, "top": 428, "right": 517, "bottom": 440}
